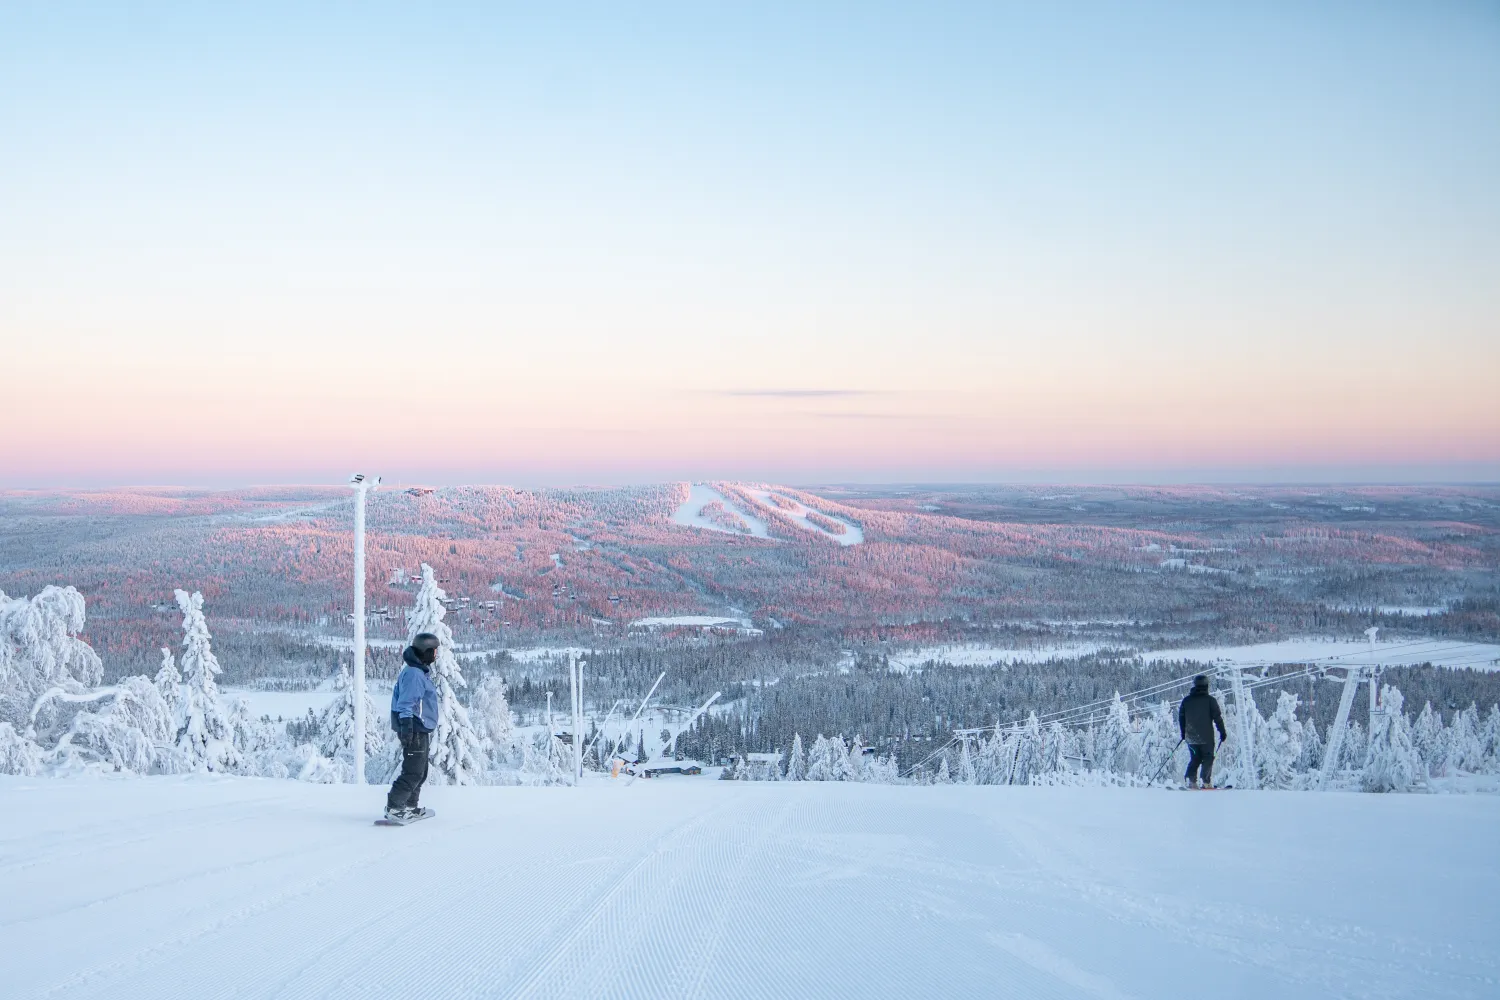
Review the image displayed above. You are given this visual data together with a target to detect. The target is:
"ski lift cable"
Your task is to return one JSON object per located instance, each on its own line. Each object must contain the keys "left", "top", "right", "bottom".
{"left": 1023, "top": 639, "right": 1454, "bottom": 728}
{"left": 1041, "top": 641, "right": 1483, "bottom": 731}
{"left": 899, "top": 733, "right": 960, "bottom": 778}
{"left": 958, "top": 637, "right": 1484, "bottom": 739}
{"left": 1023, "top": 643, "right": 1463, "bottom": 731}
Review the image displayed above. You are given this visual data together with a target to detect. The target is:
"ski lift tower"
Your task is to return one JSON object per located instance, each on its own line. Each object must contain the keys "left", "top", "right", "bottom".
{"left": 349, "top": 473, "right": 380, "bottom": 785}
{"left": 1227, "top": 666, "right": 1259, "bottom": 790}
{"left": 1316, "top": 629, "right": 1379, "bottom": 791}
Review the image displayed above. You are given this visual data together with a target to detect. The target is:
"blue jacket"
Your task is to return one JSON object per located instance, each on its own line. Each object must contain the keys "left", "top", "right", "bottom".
{"left": 391, "top": 648, "right": 439, "bottom": 732}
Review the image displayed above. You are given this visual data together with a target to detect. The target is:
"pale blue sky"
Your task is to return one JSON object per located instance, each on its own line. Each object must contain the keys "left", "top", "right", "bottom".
{"left": 2, "top": 2, "right": 1496, "bottom": 485}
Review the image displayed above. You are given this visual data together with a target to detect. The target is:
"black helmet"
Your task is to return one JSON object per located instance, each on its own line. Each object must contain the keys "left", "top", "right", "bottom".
{"left": 411, "top": 632, "right": 440, "bottom": 664}
{"left": 1192, "top": 674, "right": 1210, "bottom": 692}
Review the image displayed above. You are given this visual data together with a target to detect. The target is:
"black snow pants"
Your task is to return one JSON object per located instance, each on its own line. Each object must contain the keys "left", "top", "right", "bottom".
{"left": 387, "top": 725, "right": 431, "bottom": 810}
{"left": 1186, "top": 743, "right": 1215, "bottom": 785}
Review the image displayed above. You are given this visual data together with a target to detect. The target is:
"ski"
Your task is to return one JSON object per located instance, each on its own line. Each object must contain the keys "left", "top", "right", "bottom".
{"left": 375, "top": 808, "right": 435, "bottom": 826}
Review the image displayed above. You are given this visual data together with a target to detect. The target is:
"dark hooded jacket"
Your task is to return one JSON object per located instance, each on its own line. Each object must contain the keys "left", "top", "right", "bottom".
{"left": 1178, "top": 678, "right": 1227, "bottom": 746}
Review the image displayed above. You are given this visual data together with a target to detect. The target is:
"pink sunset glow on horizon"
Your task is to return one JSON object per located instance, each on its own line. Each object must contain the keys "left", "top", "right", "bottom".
{"left": 2, "top": 5, "right": 1496, "bottom": 487}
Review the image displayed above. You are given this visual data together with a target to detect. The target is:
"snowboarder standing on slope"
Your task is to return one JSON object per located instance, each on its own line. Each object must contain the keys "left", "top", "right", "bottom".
{"left": 1178, "top": 674, "right": 1228, "bottom": 789}
{"left": 386, "top": 633, "right": 440, "bottom": 820}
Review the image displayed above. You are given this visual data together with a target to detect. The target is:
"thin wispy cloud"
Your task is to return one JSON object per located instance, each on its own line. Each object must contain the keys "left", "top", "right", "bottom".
{"left": 720, "top": 389, "right": 891, "bottom": 399}
{"left": 800, "top": 411, "right": 931, "bottom": 421}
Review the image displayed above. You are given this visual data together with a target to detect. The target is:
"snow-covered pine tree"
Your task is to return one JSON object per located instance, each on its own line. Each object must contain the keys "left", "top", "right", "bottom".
{"left": 154, "top": 647, "right": 181, "bottom": 724}
{"left": 1363, "top": 685, "right": 1420, "bottom": 793}
{"left": 55, "top": 675, "right": 175, "bottom": 774}
{"left": 317, "top": 663, "right": 386, "bottom": 781}
{"left": 174, "top": 589, "right": 240, "bottom": 773}
{"left": 934, "top": 756, "right": 951, "bottom": 784}
{"left": 785, "top": 733, "right": 807, "bottom": 781}
{"left": 407, "top": 564, "right": 486, "bottom": 785}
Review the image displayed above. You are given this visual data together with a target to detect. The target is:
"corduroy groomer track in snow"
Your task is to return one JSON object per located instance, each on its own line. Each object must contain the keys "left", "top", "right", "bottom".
{"left": 3, "top": 776, "right": 1496, "bottom": 999}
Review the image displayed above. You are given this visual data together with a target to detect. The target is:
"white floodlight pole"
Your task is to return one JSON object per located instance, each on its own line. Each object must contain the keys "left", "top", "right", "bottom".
{"left": 349, "top": 473, "right": 380, "bottom": 785}
{"left": 1365, "top": 626, "right": 1380, "bottom": 724}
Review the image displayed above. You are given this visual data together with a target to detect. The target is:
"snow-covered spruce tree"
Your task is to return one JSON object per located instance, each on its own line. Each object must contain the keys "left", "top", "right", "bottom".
{"left": 1297, "top": 717, "right": 1323, "bottom": 773}
{"left": 977, "top": 727, "right": 1018, "bottom": 784}
{"left": 1259, "top": 691, "right": 1303, "bottom": 790}
{"left": 845, "top": 735, "right": 868, "bottom": 782}
{"left": 785, "top": 733, "right": 807, "bottom": 781}
{"left": 470, "top": 672, "right": 518, "bottom": 777}
{"left": 317, "top": 663, "right": 388, "bottom": 782}
{"left": 956, "top": 739, "right": 976, "bottom": 784}
{"left": 0, "top": 585, "right": 103, "bottom": 731}
{"left": 0, "top": 721, "right": 42, "bottom": 776}
{"left": 174, "top": 589, "right": 240, "bottom": 773}
{"left": 1097, "top": 693, "right": 1139, "bottom": 775}
{"left": 1444, "top": 705, "right": 1483, "bottom": 774}
{"left": 1363, "top": 686, "right": 1420, "bottom": 793}
{"left": 154, "top": 647, "right": 181, "bottom": 724}
{"left": 1038, "top": 721, "right": 1067, "bottom": 777}
{"left": 934, "top": 756, "right": 951, "bottom": 784}
{"left": 407, "top": 563, "right": 486, "bottom": 785}
{"left": 1481, "top": 706, "right": 1500, "bottom": 773}
{"left": 1009, "top": 712, "right": 1044, "bottom": 785}
{"left": 1339, "top": 721, "right": 1368, "bottom": 780}
{"left": 806, "top": 734, "right": 852, "bottom": 781}
{"left": 1411, "top": 702, "right": 1447, "bottom": 779}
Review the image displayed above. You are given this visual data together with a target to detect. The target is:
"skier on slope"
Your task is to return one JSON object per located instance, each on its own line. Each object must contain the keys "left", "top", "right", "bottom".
{"left": 1178, "top": 674, "right": 1228, "bottom": 789}
{"left": 386, "top": 633, "right": 441, "bottom": 821}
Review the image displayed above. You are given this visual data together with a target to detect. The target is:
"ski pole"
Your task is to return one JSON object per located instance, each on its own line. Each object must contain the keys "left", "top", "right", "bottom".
{"left": 1149, "top": 739, "right": 1184, "bottom": 785}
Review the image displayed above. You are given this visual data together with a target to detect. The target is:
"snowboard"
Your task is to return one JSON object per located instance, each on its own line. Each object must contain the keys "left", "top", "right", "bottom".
{"left": 1174, "top": 785, "right": 1233, "bottom": 791}
{"left": 375, "top": 808, "right": 435, "bottom": 826}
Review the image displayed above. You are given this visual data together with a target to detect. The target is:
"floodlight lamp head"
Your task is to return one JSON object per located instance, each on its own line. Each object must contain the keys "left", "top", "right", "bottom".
{"left": 348, "top": 473, "right": 382, "bottom": 489}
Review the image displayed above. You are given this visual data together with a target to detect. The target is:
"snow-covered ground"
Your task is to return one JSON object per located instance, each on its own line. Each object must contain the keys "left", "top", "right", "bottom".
{"left": 630, "top": 614, "right": 759, "bottom": 634}
{"left": 670, "top": 483, "right": 770, "bottom": 538}
{"left": 1137, "top": 638, "right": 1500, "bottom": 671}
{"left": 746, "top": 488, "right": 864, "bottom": 545}
{"left": 888, "top": 643, "right": 1106, "bottom": 670}
{"left": 225, "top": 683, "right": 395, "bottom": 721}
{"left": 3, "top": 777, "right": 1495, "bottom": 999}
{"left": 892, "top": 638, "right": 1500, "bottom": 672}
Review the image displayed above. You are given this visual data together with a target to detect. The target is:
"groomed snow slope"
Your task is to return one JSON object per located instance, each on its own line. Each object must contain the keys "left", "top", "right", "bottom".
{"left": 670, "top": 484, "right": 769, "bottom": 538}
{"left": 3, "top": 778, "right": 1496, "bottom": 999}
